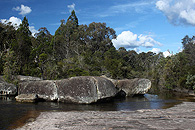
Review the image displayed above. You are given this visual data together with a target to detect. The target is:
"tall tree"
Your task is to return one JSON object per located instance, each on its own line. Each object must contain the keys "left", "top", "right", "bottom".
{"left": 67, "top": 10, "right": 78, "bottom": 29}
{"left": 31, "top": 27, "right": 53, "bottom": 79}
{"left": 53, "top": 10, "right": 79, "bottom": 60}
{"left": 12, "top": 17, "right": 32, "bottom": 74}
{"left": 0, "top": 23, "right": 16, "bottom": 73}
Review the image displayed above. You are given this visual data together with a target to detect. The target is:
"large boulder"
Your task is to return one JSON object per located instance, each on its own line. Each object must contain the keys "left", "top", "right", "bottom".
{"left": 0, "top": 76, "right": 17, "bottom": 96}
{"left": 18, "top": 80, "right": 58, "bottom": 101}
{"left": 116, "top": 78, "right": 151, "bottom": 96}
{"left": 56, "top": 76, "right": 118, "bottom": 104}
{"left": 17, "top": 76, "right": 118, "bottom": 104}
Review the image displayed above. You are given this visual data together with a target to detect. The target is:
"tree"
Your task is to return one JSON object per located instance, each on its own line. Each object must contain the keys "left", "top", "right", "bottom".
{"left": 67, "top": 10, "right": 78, "bottom": 29}
{"left": 32, "top": 27, "right": 52, "bottom": 62}
{"left": 30, "top": 27, "right": 53, "bottom": 79}
{"left": 186, "top": 75, "right": 195, "bottom": 90}
{"left": 85, "top": 22, "right": 116, "bottom": 54}
{"left": 53, "top": 10, "right": 80, "bottom": 60}
{"left": 3, "top": 49, "right": 19, "bottom": 83}
{"left": 182, "top": 35, "right": 190, "bottom": 49}
{"left": 0, "top": 23, "right": 16, "bottom": 73}
{"left": 12, "top": 17, "right": 32, "bottom": 74}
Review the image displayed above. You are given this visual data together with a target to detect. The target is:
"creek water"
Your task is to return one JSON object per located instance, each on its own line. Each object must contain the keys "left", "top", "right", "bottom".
{"left": 0, "top": 92, "right": 193, "bottom": 130}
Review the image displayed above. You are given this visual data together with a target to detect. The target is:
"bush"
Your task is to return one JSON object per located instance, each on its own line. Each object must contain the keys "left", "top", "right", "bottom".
{"left": 186, "top": 75, "right": 195, "bottom": 90}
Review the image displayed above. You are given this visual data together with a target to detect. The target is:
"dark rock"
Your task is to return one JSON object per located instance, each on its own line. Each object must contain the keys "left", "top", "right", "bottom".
{"left": 116, "top": 78, "right": 151, "bottom": 96}
{"left": 56, "top": 76, "right": 118, "bottom": 104}
{"left": 18, "top": 80, "right": 58, "bottom": 101}
{"left": 0, "top": 76, "right": 17, "bottom": 96}
{"left": 15, "top": 94, "right": 38, "bottom": 102}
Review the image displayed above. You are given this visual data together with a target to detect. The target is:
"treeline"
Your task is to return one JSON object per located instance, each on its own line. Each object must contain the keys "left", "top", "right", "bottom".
{"left": 0, "top": 10, "right": 194, "bottom": 91}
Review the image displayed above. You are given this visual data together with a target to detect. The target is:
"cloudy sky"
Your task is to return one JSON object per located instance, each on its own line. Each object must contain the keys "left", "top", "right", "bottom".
{"left": 1, "top": 0, "right": 195, "bottom": 56}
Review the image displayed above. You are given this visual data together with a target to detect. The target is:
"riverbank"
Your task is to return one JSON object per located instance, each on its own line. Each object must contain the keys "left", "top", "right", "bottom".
{"left": 17, "top": 102, "right": 195, "bottom": 130}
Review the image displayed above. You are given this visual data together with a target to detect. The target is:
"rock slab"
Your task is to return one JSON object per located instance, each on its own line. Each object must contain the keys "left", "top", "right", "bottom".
{"left": 17, "top": 102, "right": 195, "bottom": 130}
{"left": 17, "top": 76, "right": 118, "bottom": 104}
{"left": 15, "top": 94, "right": 38, "bottom": 102}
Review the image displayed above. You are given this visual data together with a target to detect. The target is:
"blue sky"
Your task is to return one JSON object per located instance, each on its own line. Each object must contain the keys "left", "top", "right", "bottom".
{"left": 1, "top": 0, "right": 195, "bottom": 56}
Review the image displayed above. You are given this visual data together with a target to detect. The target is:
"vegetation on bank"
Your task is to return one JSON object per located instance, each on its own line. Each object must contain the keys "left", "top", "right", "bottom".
{"left": 0, "top": 10, "right": 194, "bottom": 91}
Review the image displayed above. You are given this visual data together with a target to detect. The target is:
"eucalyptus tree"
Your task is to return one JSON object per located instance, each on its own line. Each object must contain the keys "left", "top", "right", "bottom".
{"left": 12, "top": 17, "right": 32, "bottom": 74}
{"left": 30, "top": 27, "right": 53, "bottom": 79}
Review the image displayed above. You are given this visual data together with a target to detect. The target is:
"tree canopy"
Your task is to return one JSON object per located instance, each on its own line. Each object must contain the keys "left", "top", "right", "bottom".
{"left": 0, "top": 10, "right": 194, "bottom": 92}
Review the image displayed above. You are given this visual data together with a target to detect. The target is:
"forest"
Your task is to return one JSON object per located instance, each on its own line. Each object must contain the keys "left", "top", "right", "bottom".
{"left": 0, "top": 10, "right": 194, "bottom": 92}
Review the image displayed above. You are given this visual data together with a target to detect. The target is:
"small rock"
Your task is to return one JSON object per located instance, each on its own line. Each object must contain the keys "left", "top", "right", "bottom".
{"left": 15, "top": 94, "right": 38, "bottom": 102}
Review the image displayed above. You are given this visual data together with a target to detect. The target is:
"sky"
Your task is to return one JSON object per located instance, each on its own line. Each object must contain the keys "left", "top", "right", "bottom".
{"left": 1, "top": 0, "right": 195, "bottom": 57}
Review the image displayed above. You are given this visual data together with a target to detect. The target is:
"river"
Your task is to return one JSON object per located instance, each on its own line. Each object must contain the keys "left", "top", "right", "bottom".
{"left": 0, "top": 92, "right": 194, "bottom": 130}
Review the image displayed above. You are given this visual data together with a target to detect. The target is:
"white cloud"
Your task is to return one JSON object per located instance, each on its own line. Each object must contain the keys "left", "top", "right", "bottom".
{"left": 1, "top": 16, "right": 38, "bottom": 37}
{"left": 134, "top": 48, "right": 142, "bottom": 54}
{"left": 112, "top": 31, "right": 161, "bottom": 49}
{"left": 29, "top": 26, "right": 38, "bottom": 37}
{"left": 149, "top": 48, "right": 173, "bottom": 57}
{"left": 67, "top": 3, "right": 75, "bottom": 13}
{"left": 156, "top": 0, "right": 195, "bottom": 26}
{"left": 163, "top": 50, "right": 172, "bottom": 57}
{"left": 13, "top": 5, "right": 32, "bottom": 16}
{"left": 0, "top": 16, "right": 22, "bottom": 29}
{"left": 150, "top": 48, "right": 161, "bottom": 54}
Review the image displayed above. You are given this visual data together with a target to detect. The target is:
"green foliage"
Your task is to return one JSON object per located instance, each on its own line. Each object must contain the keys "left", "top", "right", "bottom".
{"left": 3, "top": 50, "right": 19, "bottom": 83}
{"left": 12, "top": 17, "right": 32, "bottom": 74}
{"left": 186, "top": 75, "right": 195, "bottom": 90}
{"left": 0, "top": 11, "right": 194, "bottom": 93}
{"left": 68, "top": 67, "right": 89, "bottom": 77}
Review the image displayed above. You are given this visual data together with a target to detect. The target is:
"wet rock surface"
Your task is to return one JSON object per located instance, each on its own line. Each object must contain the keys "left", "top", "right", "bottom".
{"left": 17, "top": 102, "right": 195, "bottom": 130}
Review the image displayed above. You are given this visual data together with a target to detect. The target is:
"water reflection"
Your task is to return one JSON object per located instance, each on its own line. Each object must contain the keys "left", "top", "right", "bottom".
{"left": 0, "top": 96, "right": 13, "bottom": 102}
{"left": 0, "top": 93, "right": 189, "bottom": 130}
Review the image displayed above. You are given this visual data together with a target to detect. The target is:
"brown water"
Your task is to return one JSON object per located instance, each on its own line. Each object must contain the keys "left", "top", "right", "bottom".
{"left": 0, "top": 93, "right": 194, "bottom": 130}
